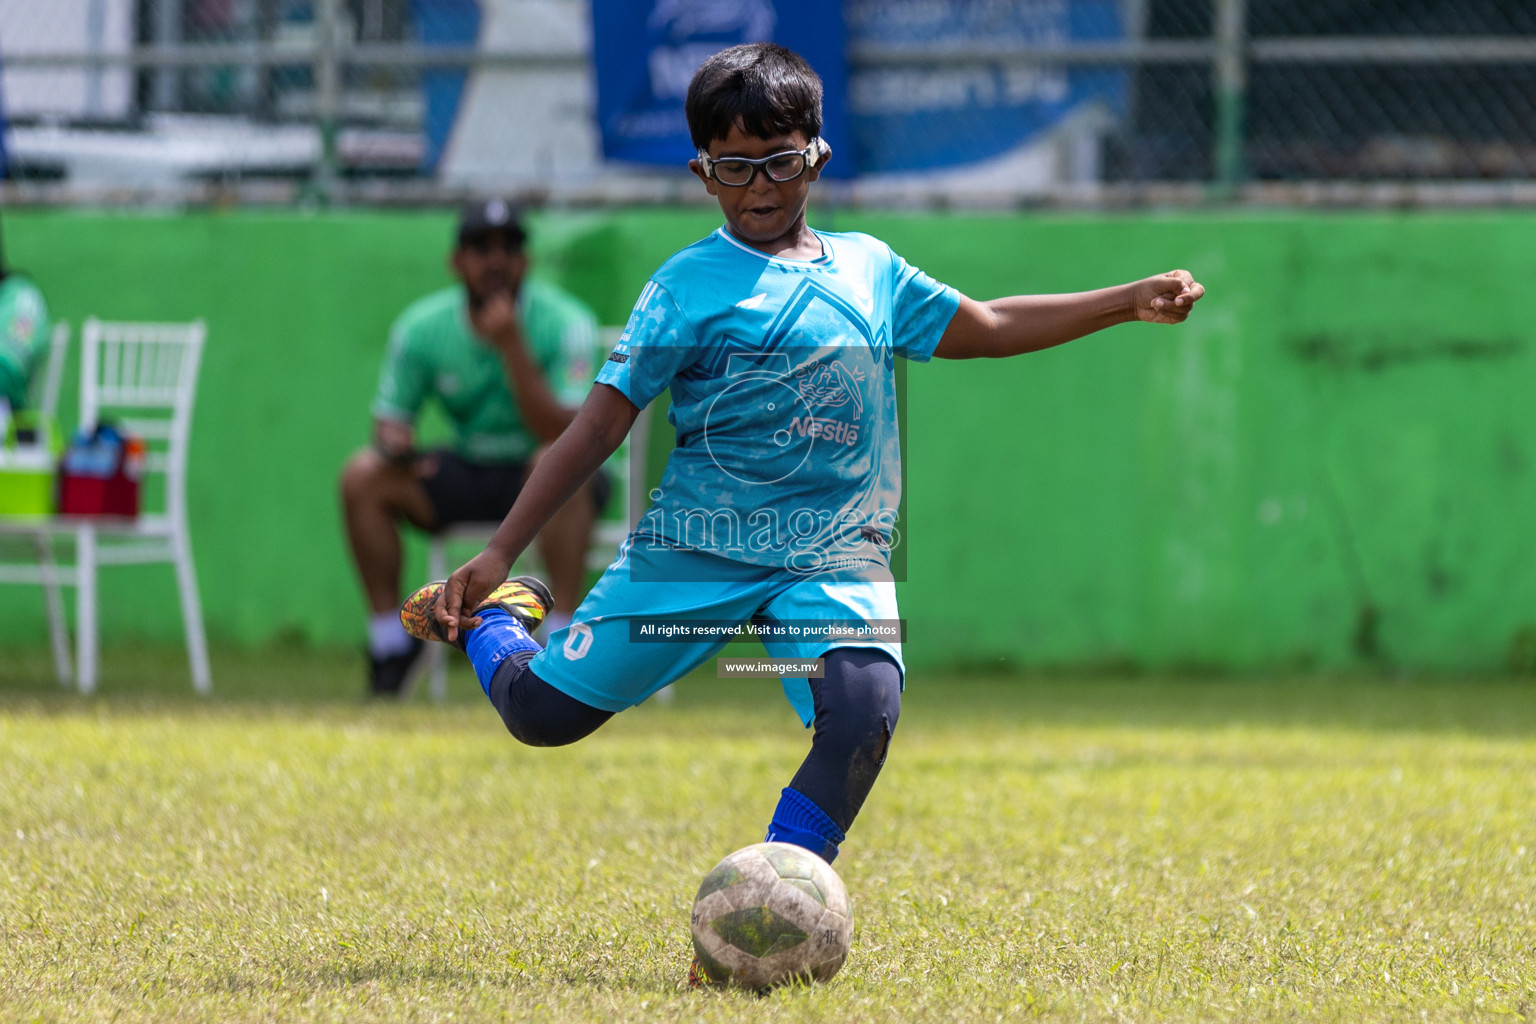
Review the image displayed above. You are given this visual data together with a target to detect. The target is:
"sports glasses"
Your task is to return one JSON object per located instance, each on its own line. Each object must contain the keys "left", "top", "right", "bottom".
{"left": 696, "top": 139, "right": 827, "bottom": 187}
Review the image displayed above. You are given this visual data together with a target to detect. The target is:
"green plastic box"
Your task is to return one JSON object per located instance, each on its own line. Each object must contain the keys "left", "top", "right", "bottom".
{"left": 0, "top": 453, "right": 53, "bottom": 515}
{"left": 0, "top": 412, "right": 59, "bottom": 516}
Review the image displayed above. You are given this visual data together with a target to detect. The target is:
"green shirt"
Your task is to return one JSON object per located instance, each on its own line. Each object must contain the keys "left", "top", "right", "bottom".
{"left": 371, "top": 278, "right": 599, "bottom": 462}
{"left": 0, "top": 275, "right": 52, "bottom": 411}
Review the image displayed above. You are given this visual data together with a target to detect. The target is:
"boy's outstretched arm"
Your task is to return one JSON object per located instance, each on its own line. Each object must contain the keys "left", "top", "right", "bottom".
{"left": 932, "top": 270, "right": 1204, "bottom": 360}
{"left": 435, "top": 382, "right": 640, "bottom": 641}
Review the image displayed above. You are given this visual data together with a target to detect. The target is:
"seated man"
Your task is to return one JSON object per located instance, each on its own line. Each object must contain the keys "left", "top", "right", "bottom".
{"left": 0, "top": 215, "right": 53, "bottom": 416}
{"left": 340, "top": 199, "right": 608, "bottom": 696}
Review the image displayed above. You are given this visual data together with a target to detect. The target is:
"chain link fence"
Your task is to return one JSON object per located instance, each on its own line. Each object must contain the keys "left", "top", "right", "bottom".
{"left": 1122, "top": 0, "right": 1536, "bottom": 183}
{"left": 0, "top": 0, "right": 461, "bottom": 189}
{"left": 1, "top": 0, "right": 1535, "bottom": 204}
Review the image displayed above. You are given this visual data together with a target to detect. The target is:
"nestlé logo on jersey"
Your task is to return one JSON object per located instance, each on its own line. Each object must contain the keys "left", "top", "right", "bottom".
{"left": 789, "top": 360, "right": 865, "bottom": 446}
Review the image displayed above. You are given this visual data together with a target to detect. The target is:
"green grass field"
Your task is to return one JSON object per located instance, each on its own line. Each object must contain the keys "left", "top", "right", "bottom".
{"left": 3, "top": 648, "right": 1535, "bottom": 1022}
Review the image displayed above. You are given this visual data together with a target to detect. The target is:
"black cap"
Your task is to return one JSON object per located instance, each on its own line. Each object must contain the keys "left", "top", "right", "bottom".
{"left": 456, "top": 198, "right": 526, "bottom": 248}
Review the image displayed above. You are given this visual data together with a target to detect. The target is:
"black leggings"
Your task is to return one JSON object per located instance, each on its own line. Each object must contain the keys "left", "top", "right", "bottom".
{"left": 787, "top": 648, "right": 901, "bottom": 832}
{"left": 486, "top": 649, "right": 615, "bottom": 746}
{"left": 486, "top": 647, "right": 903, "bottom": 833}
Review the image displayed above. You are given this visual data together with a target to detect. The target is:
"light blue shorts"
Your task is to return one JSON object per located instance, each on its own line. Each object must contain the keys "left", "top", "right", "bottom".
{"left": 529, "top": 539, "right": 904, "bottom": 726}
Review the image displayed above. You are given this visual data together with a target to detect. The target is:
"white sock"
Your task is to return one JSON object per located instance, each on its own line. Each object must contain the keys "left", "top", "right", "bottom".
{"left": 369, "top": 612, "right": 414, "bottom": 658}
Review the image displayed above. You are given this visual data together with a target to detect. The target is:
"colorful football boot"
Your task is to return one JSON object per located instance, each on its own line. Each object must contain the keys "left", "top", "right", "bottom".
{"left": 399, "top": 575, "right": 553, "bottom": 646}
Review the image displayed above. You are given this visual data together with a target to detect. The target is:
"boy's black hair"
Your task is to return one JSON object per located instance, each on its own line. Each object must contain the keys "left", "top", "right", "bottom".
{"left": 685, "top": 43, "right": 823, "bottom": 151}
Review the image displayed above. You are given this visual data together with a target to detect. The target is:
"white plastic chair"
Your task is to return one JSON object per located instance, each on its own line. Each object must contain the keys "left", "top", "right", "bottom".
{"left": 422, "top": 395, "right": 653, "bottom": 701}
{"left": 0, "top": 318, "right": 210, "bottom": 695}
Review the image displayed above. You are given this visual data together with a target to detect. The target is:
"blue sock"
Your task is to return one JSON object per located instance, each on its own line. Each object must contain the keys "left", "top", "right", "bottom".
{"left": 765, "top": 787, "right": 846, "bottom": 863}
{"left": 464, "top": 608, "right": 542, "bottom": 698}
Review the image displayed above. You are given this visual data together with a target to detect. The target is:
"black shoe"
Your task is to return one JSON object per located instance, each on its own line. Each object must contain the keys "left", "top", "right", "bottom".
{"left": 368, "top": 637, "right": 425, "bottom": 697}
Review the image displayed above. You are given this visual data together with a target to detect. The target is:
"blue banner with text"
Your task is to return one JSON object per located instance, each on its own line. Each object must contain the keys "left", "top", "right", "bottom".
{"left": 591, "top": 0, "right": 851, "bottom": 176}
{"left": 846, "top": 0, "right": 1125, "bottom": 173}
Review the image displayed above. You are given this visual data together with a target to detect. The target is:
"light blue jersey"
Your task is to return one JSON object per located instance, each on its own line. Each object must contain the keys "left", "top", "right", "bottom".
{"left": 596, "top": 227, "right": 959, "bottom": 576}
{"left": 532, "top": 228, "right": 956, "bottom": 721}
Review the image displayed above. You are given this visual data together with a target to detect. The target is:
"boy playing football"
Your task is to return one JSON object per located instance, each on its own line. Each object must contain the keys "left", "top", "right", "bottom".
{"left": 400, "top": 43, "right": 1203, "bottom": 869}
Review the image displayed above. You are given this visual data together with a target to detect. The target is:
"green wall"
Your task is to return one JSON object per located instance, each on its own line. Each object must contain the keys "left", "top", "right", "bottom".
{"left": 2, "top": 208, "right": 1534, "bottom": 673}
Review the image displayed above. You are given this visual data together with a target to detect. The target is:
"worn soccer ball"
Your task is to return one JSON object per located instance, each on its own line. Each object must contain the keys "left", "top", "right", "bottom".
{"left": 689, "top": 841, "right": 853, "bottom": 990}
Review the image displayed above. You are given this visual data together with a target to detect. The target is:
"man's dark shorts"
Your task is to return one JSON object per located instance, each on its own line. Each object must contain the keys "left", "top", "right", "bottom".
{"left": 418, "top": 449, "right": 612, "bottom": 528}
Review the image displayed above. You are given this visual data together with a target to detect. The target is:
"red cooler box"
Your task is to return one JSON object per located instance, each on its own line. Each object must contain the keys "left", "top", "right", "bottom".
{"left": 58, "top": 428, "right": 143, "bottom": 517}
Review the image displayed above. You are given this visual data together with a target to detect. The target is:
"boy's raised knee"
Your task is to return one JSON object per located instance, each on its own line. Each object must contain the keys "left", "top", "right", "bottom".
{"left": 487, "top": 656, "right": 613, "bottom": 748}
